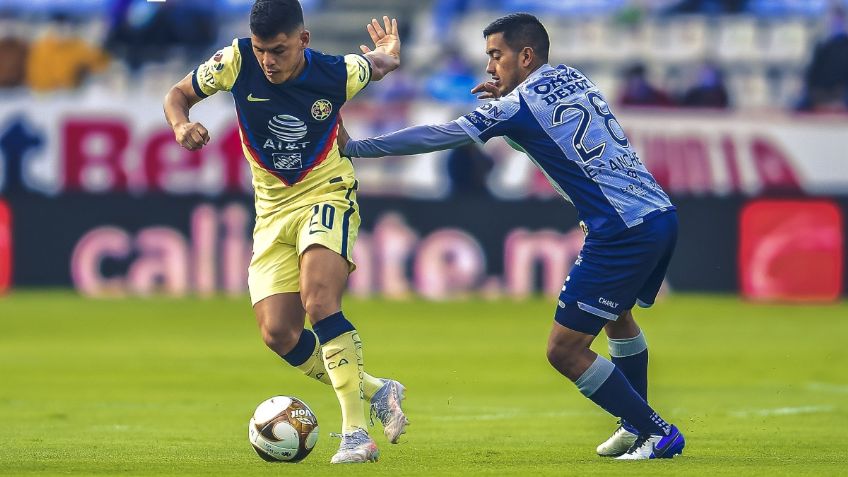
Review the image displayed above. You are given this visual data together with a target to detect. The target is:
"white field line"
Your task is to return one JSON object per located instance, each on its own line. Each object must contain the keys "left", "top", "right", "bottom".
{"left": 730, "top": 405, "right": 835, "bottom": 418}
{"left": 427, "top": 409, "right": 592, "bottom": 422}
{"left": 806, "top": 382, "right": 848, "bottom": 394}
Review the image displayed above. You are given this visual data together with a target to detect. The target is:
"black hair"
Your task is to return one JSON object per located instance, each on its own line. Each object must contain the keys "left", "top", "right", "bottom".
{"left": 482, "top": 13, "right": 549, "bottom": 63}
{"left": 250, "top": 0, "right": 304, "bottom": 39}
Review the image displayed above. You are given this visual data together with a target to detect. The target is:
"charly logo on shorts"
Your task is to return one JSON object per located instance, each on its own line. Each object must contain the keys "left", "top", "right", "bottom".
{"left": 311, "top": 99, "right": 332, "bottom": 121}
{"left": 268, "top": 115, "right": 308, "bottom": 142}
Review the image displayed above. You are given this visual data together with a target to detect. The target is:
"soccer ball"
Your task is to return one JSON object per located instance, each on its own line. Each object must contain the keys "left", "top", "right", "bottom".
{"left": 248, "top": 396, "right": 319, "bottom": 462}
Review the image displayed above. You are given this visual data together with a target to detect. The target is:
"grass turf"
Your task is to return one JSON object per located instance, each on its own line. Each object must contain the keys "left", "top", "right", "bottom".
{"left": 0, "top": 292, "right": 846, "bottom": 476}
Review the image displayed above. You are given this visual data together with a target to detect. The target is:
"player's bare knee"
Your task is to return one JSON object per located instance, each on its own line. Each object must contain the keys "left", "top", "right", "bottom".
{"left": 546, "top": 340, "right": 579, "bottom": 372}
{"left": 302, "top": 297, "right": 331, "bottom": 322}
{"left": 301, "top": 288, "right": 340, "bottom": 322}
{"left": 260, "top": 325, "right": 300, "bottom": 356}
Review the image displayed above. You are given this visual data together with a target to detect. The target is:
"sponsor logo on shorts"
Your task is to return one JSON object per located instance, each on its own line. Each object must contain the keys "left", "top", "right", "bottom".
{"left": 599, "top": 297, "right": 619, "bottom": 309}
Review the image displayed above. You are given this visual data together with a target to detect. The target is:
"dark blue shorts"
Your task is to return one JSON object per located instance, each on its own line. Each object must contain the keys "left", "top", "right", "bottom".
{"left": 555, "top": 210, "right": 678, "bottom": 336}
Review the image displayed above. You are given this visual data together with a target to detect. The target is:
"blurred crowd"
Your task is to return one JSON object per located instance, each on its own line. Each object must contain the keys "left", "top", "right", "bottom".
{"left": 0, "top": 0, "right": 846, "bottom": 113}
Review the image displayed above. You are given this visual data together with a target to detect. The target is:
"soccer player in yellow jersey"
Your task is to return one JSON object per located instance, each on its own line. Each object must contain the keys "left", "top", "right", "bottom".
{"left": 163, "top": 0, "right": 406, "bottom": 464}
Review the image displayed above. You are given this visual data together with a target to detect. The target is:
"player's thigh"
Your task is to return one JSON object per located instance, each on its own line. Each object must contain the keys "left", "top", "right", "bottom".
{"left": 299, "top": 245, "right": 350, "bottom": 300}
{"left": 248, "top": 225, "right": 301, "bottom": 306}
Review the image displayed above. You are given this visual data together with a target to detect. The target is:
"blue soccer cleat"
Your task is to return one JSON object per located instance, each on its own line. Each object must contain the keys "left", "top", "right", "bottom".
{"left": 615, "top": 424, "right": 685, "bottom": 460}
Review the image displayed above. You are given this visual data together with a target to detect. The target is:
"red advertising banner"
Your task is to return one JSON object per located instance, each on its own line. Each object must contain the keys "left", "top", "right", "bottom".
{"left": 739, "top": 200, "right": 844, "bottom": 302}
{"left": 0, "top": 200, "right": 10, "bottom": 293}
{"left": 1, "top": 95, "right": 848, "bottom": 198}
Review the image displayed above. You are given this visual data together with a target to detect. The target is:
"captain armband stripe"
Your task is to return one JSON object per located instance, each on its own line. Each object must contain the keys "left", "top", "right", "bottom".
{"left": 356, "top": 54, "right": 373, "bottom": 84}
{"left": 190, "top": 70, "right": 209, "bottom": 99}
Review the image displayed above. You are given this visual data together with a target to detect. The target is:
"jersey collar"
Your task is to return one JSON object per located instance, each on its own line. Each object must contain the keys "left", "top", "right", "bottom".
{"left": 523, "top": 64, "right": 555, "bottom": 85}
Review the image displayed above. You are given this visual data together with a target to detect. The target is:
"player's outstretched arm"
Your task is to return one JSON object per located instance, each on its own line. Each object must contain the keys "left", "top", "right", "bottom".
{"left": 342, "top": 121, "right": 474, "bottom": 158}
{"left": 164, "top": 73, "right": 210, "bottom": 151}
{"left": 360, "top": 16, "right": 400, "bottom": 81}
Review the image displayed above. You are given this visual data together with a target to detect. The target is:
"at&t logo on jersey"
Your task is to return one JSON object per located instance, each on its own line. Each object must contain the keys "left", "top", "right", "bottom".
{"left": 264, "top": 115, "right": 310, "bottom": 151}
{"left": 268, "top": 115, "right": 307, "bottom": 142}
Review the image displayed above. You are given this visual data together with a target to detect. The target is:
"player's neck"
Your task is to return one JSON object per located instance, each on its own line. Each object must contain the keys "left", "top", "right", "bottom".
{"left": 272, "top": 51, "right": 308, "bottom": 84}
{"left": 289, "top": 52, "right": 307, "bottom": 81}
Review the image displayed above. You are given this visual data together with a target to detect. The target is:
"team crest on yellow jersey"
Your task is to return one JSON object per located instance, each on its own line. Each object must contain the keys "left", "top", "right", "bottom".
{"left": 311, "top": 99, "right": 332, "bottom": 120}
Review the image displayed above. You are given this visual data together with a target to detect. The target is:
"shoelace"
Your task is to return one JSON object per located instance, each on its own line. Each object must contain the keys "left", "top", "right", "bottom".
{"left": 330, "top": 430, "right": 367, "bottom": 450}
{"left": 613, "top": 419, "right": 625, "bottom": 433}
{"left": 625, "top": 434, "right": 651, "bottom": 454}
{"left": 368, "top": 386, "right": 395, "bottom": 427}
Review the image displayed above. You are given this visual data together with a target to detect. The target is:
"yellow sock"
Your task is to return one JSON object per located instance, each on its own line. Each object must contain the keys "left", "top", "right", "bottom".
{"left": 297, "top": 330, "right": 385, "bottom": 398}
{"left": 294, "top": 333, "right": 332, "bottom": 385}
{"left": 362, "top": 373, "right": 385, "bottom": 399}
{"left": 322, "top": 330, "right": 368, "bottom": 432}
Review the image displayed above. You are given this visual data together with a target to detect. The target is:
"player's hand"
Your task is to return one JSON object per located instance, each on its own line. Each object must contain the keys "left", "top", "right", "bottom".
{"left": 361, "top": 16, "right": 400, "bottom": 59}
{"left": 336, "top": 118, "right": 351, "bottom": 156}
{"left": 173, "top": 122, "right": 210, "bottom": 151}
{"left": 471, "top": 81, "right": 500, "bottom": 100}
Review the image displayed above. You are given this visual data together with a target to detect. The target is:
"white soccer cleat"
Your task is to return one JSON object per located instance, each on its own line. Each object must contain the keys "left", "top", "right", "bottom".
{"left": 370, "top": 379, "right": 409, "bottom": 444}
{"left": 596, "top": 421, "right": 639, "bottom": 457}
{"left": 330, "top": 428, "right": 379, "bottom": 464}
{"left": 615, "top": 425, "right": 685, "bottom": 460}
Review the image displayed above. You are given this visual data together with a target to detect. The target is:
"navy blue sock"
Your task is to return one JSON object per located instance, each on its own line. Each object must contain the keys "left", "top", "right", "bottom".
{"left": 609, "top": 331, "right": 649, "bottom": 401}
{"left": 282, "top": 329, "right": 317, "bottom": 367}
{"left": 575, "top": 355, "right": 670, "bottom": 436}
{"left": 311, "top": 311, "right": 355, "bottom": 345}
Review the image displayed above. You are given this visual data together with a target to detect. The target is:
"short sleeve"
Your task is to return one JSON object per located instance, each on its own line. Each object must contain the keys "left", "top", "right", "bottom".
{"left": 454, "top": 95, "right": 520, "bottom": 144}
{"left": 344, "top": 54, "right": 372, "bottom": 100}
{"left": 192, "top": 39, "right": 242, "bottom": 98}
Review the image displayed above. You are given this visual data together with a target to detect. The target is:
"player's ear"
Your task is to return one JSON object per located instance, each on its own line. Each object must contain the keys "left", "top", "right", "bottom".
{"left": 300, "top": 29, "right": 310, "bottom": 47}
{"left": 520, "top": 47, "right": 533, "bottom": 68}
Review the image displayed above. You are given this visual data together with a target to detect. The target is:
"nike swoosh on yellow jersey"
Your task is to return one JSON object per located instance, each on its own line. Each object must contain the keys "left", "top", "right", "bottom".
{"left": 247, "top": 94, "right": 270, "bottom": 102}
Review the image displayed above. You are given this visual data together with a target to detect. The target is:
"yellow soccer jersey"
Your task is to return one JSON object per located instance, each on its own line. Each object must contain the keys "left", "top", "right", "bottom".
{"left": 192, "top": 38, "right": 371, "bottom": 218}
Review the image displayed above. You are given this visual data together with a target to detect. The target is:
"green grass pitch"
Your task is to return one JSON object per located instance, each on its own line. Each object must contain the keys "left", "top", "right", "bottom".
{"left": 1, "top": 292, "right": 846, "bottom": 476}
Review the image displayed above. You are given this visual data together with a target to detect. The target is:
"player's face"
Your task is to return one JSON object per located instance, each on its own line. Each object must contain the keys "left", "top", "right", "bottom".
{"left": 484, "top": 33, "right": 528, "bottom": 96}
{"left": 251, "top": 28, "right": 310, "bottom": 84}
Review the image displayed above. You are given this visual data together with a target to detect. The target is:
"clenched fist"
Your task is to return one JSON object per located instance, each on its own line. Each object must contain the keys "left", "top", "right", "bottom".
{"left": 174, "top": 122, "right": 210, "bottom": 151}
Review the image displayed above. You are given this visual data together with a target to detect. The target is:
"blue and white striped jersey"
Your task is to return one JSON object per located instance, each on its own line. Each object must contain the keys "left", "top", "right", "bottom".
{"left": 455, "top": 64, "right": 674, "bottom": 237}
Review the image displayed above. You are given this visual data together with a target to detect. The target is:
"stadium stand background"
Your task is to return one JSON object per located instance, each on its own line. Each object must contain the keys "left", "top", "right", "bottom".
{"left": 0, "top": 0, "right": 846, "bottom": 110}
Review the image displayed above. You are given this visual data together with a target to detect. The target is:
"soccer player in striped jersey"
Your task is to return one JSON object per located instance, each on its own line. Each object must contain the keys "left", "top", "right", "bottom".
{"left": 164, "top": 0, "right": 407, "bottom": 464}
{"left": 340, "top": 13, "right": 685, "bottom": 460}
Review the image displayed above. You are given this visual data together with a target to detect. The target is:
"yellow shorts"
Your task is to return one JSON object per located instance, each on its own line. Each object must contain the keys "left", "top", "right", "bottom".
{"left": 248, "top": 176, "right": 360, "bottom": 305}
